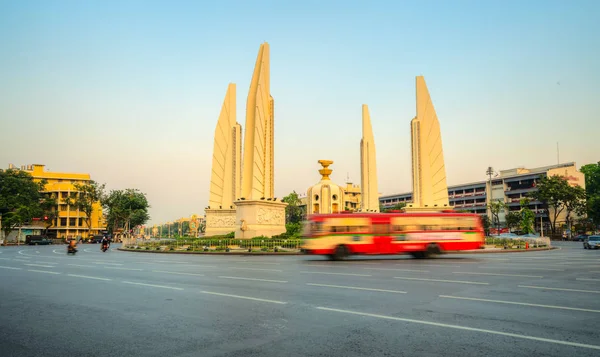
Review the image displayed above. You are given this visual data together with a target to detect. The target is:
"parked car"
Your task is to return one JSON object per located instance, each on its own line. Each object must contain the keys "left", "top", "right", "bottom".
{"left": 573, "top": 234, "right": 588, "bottom": 242}
{"left": 26, "top": 235, "right": 52, "bottom": 245}
{"left": 90, "top": 235, "right": 104, "bottom": 243}
{"left": 583, "top": 235, "right": 600, "bottom": 249}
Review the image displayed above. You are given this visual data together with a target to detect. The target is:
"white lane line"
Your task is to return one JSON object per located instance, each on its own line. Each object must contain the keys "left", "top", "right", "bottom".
{"left": 156, "top": 261, "right": 188, "bottom": 264}
{"left": 315, "top": 307, "right": 600, "bottom": 351}
{"left": 31, "top": 261, "right": 56, "bottom": 265}
{"left": 68, "top": 264, "right": 97, "bottom": 268}
{"left": 452, "top": 272, "right": 543, "bottom": 278}
{"left": 365, "top": 267, "right": 430, "bottom": 273}
{"left": 230, "top": 267, "right": 283, "bottom": 272}
{"left": 53, "top": 249, "right": 64, "bottom": 254}
{"left": 237, "top": 262, "right": 281, "bottom": 265}
{"left": 24, "top": 263, "right": 55, "bottom": 268}
{"left": 179, "top": 264, "right": 217, "bottom": 268}
{"left": 104, "top": 267, "right": 143, "bottom": 271}
{"left": 122, "top": 281, "right": 184, "bottom": 290}
{"left": 439, "top": 295, "right": 600, "bottom": 313}
{"left": 218, "top": 276, "right": 287, "bottom": 283}
{"left": 93, "top": 262, "right": 123, "bottom": 266}
{"left": 28, "top": 269, "right": 60, "bottom": 275}
{"left": 300, "top": 271, "right": 372, "bottom": 277}
{"left": 394, "top": 276, "right": 489, "bottom": 285}
{"left": 152, "top": 270, "right": 205, "bottom": 276}
{"left": 0, "top": 258, "right": 11, "bottom": 260}
{"left": 576, "top": 278, "right": 600, "bottom": 282}
{"left": 519, "top": 285, "right": 600, "bottom": 294}
{"left": 478, "top": 266, "right": 564, "bottom": 272}
{"left": 307, "top": 283, "right": 406, "bottom": 294}
{"left": 13, "top": 259, "right": 30, "bottom": 262}
{"left": 199, "top": 290, "right": 287, "bottom": 304}
{"left": 0, "top": 265, "right": 22, "bottom": 270}
{"left": 397, "top": 264, "right": 461, "bottom": 268}
{"left": 67, "top": 274, "right": 112, "bottom": 281}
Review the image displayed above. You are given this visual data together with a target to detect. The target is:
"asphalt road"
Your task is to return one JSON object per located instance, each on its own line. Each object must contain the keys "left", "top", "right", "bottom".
{"left": 0, "top": 241, "right": 599, "bottom": 357}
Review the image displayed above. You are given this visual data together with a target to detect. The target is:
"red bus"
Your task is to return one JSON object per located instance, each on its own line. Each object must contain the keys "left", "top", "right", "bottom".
{"left": 301, "top": 212, "right": 485, "bottom": 260}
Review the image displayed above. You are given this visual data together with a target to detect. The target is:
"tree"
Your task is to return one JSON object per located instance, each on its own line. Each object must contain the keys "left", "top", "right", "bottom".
{"left": 0, "top": 169, "right": 46, "bottom": 244}
{"left": 581, "top": 162, "right": 600, "bottom": 227}
{"left": 563, "top": 185, "right": 586, "bottom": 234}
{"left": 480, "top": 215, "right": 491, "bottom": 236}
{"left": 488, "top": 200, "right": 506, "bottom": 235}
{"left": 102, "top": 189, "right": 150, "bottom": 237}
{"left": 65, "top": 180, "right": 105, "bottom": 238}
{"left": 505, "top": 211, "right": 521, "bottom": 233}
{"left": 531, "top": 175, "right": 576, "bottom": 236}
{"left": 519, "top": 198, "right": 536, "bottom": 235}
{"left": 282, "top": 191, "right": 303, "bottom": 224}
{"left": 382, "top": 202, "right": 406, "bottom": 212}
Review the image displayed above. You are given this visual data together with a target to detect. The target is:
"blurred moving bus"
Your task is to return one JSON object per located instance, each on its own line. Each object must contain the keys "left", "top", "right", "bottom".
{"left": 301, "top": 212, "right": 484, "bottom": 260}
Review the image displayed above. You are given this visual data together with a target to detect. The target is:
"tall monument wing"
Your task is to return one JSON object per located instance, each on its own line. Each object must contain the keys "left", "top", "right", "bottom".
{"left": 410, "top": 76, "right": 449, "bottom": 209}
{"left": 360, "top": 104, "right": 380, "bottom": 212}
{"left": 209, "top": 83, "right": 241, "bottom": 209}
{"left": 241, "top": 42, "right": 274, "bottom": 200}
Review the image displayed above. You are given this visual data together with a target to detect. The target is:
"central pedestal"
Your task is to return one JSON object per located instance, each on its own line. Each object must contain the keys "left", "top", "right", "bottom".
{"left": 204, "top": 209, "right": 237, "bottom": 236}
{"left": 233, "top": 200, "right": 287, "bottom": 239}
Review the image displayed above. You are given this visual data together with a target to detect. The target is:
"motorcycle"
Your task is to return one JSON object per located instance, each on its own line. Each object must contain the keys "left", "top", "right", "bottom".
{"left": 101, "top": 243, "right": 109, "bottom": 252}
{"left": 67, "top": 246, "right": 77, "bottom": 255}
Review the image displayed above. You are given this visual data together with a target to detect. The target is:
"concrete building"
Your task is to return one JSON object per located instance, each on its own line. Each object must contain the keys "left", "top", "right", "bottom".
{"left": 234, "top": 42, "right": 287, "bottom": 238}
{"left": 407, "top": 76, "right": 450, "bottom": 211}
{"left": 379, "top": 162, "right": 585, "bottom": 233}
{"left": 5, "top": 164, "right": 106, "bottom": 240}
{"left": 205, "top": 83, "right": 242, "bottom": 235}
{"left": 360, "top": 104, "right": 380, "bottom": 212}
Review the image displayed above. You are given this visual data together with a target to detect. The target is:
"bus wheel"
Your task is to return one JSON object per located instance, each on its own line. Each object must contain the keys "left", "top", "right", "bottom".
{"left": 426, "top": 243, "right": 441, "bottom": 257}
{"left": 333, "top": 245, "right": 349, "bottom": 261}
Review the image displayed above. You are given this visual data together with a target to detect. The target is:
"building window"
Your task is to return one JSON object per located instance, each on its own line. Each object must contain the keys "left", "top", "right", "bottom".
{"left": 69, "top": 218, "right": 76, "bottom": 226}
{"left": 61, "top": 192, "right": 68, "bottom": 198}
{"left": 60, "top": 218, "right": 67, "bottom": 226}
{"left": 78, "top": 218, "right": 83, "bottom": 227}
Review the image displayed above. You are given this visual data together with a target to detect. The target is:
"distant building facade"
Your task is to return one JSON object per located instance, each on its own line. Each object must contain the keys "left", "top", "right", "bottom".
{"left": 379, "top": 162, "right": 585, "bottom": 232}
{"left": 5, "top": 164, "right": 106, "bottom": 240}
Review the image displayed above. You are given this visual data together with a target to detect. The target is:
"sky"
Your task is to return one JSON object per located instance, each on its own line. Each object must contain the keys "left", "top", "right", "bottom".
{"left": 1, "top": 0, "right": 598, "bottom": 225}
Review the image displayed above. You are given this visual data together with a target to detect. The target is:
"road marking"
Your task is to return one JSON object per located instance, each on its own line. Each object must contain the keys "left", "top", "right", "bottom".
{"left": 31, "top": 261, "right": 56, "bottom": 265}
{"left": 156, "top": 260, "right": 188, "bottom": 264}
{"left": 84, "top": 249, "right": 93, "bottom": 252}
{"left": 67, "top": 274, "right": 112, "bottom": 281}
{"left": 576, "top": 278, "right": 600, "bottom": 282}
{"left": 394, "top": 276, "right": 489, "bottom": 285}
{"left": 307, "top": 283, "right": 406, "bottom": 294}
{"left": 439, "top": 295, "right": 600, "bottom": 313}
{"left": 315, "top": 307, "right": 600, "bottom": 351}
{"left": 519, "top": 285, "right": 600, "bottom": 294}
{"left": 199, "top": 290, "right": 287, "bottom": 304}
{"left": 24, "top": 263, "right": 55, "bottom": 268}
{"left": 52, "top": 249, "right": 63, "bottom": 254}
{"left": 93, "top": 262, "right": 123, "bottom": 266}
{"left": 104, "top": 267, "right": 143, "bottom": 271}
{"left": 478, "top": 266, "right": 564, "bottom": 272}
{"left": 365, "top": 267, "right": 430, "bottom": 273}
{"left": 152, "top": 270, "right": 205, "bottom": 276}
{"left": 179, "top": 264, "right": 217, "bottom": 268}
{"left": 13, "top": 259, "right": 30, "bottom": 262}
{"left": 452, "top": 272, "right": 543, "bottom": 278}
{"left": 300, "top": 271, "right": 372, "bottom": 277}
{"left": 218, "top": 276, "right": 287, "bottom": 283}
{"left": 28, "top": 269, "right": 60, "bottom": 275}
{"left": 68, "top": 264, "right": 97, "bottom": 268}
{"left": 0, "top": 265, "right": 22, "bottom": 270}
{"left": 0, "top": 258, "right": 11, "bottom": 260}
{"left": 122, "top": 281, "right": 184, "bottom": 290}
{"left": 230, "top": 267, "right": 283, "bottom": 272}
{"left": 238, "top": 262, "right": 281, "bottom": 265}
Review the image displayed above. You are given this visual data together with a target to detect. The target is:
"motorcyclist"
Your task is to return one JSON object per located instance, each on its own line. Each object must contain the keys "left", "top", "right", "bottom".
{"left": 101, "top": 236, "right": 110, "bottom": 251}
{"left": 68, "top": 239, "right": 77, "bottom": 253}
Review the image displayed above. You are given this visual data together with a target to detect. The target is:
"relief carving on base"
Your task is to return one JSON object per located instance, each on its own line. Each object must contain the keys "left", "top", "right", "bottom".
{"left": 207, "top": 215, "right": 236, "bottom": 228}
{"left": 257, "top": 207, "right": 284, "bottom": 225}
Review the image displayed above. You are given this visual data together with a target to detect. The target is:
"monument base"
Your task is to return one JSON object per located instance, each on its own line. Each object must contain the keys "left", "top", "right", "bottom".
{"left": 204, "top": 209, "right": 237, "bottom": 236}
{"left": 233, "top": 200, "right": 287, "bottom": 239}
{"left": 404, "top": 204, "right": 452, "bottom": 213}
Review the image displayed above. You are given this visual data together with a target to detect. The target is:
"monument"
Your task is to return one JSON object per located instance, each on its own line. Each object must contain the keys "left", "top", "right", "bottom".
{"left": 307, "top": 160, "right": 345, "bottom": 214}
{"left": 205, "top": 83, "right": 243, "bottom": 235}
{"left": 360, "top": 104, "right": 380, "bottom": 212}
{"left": 406, "top": 76, "right": 450, "bottom": 211}
{"left": 234, "top": 42, "right": 287, "bottom": 238}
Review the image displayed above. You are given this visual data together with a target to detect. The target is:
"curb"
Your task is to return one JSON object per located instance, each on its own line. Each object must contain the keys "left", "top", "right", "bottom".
{"left": 117, "top": 248, "right": 303, "bottom": 255}
{"left": 118, "top": 246, "right": 556, "bottom": 255}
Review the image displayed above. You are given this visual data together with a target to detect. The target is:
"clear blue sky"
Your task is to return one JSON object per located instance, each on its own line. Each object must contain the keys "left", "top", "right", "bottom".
{"left": 1, "top": 0, "right": 598, "bottom": 224}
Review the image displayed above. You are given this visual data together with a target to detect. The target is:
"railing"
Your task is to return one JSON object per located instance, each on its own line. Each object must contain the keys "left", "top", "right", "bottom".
{"left": 122, "top": 238, "right": 302, "bottom": 252}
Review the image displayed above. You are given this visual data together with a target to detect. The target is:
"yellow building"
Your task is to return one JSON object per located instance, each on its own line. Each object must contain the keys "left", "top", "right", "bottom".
{"left": 10, "top": 164, "right": 106, "bottom": 239}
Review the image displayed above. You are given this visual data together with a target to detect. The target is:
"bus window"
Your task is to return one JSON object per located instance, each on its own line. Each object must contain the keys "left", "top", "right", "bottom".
{"left": 372, "top": 224, "right": 388, "bottom": 235}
